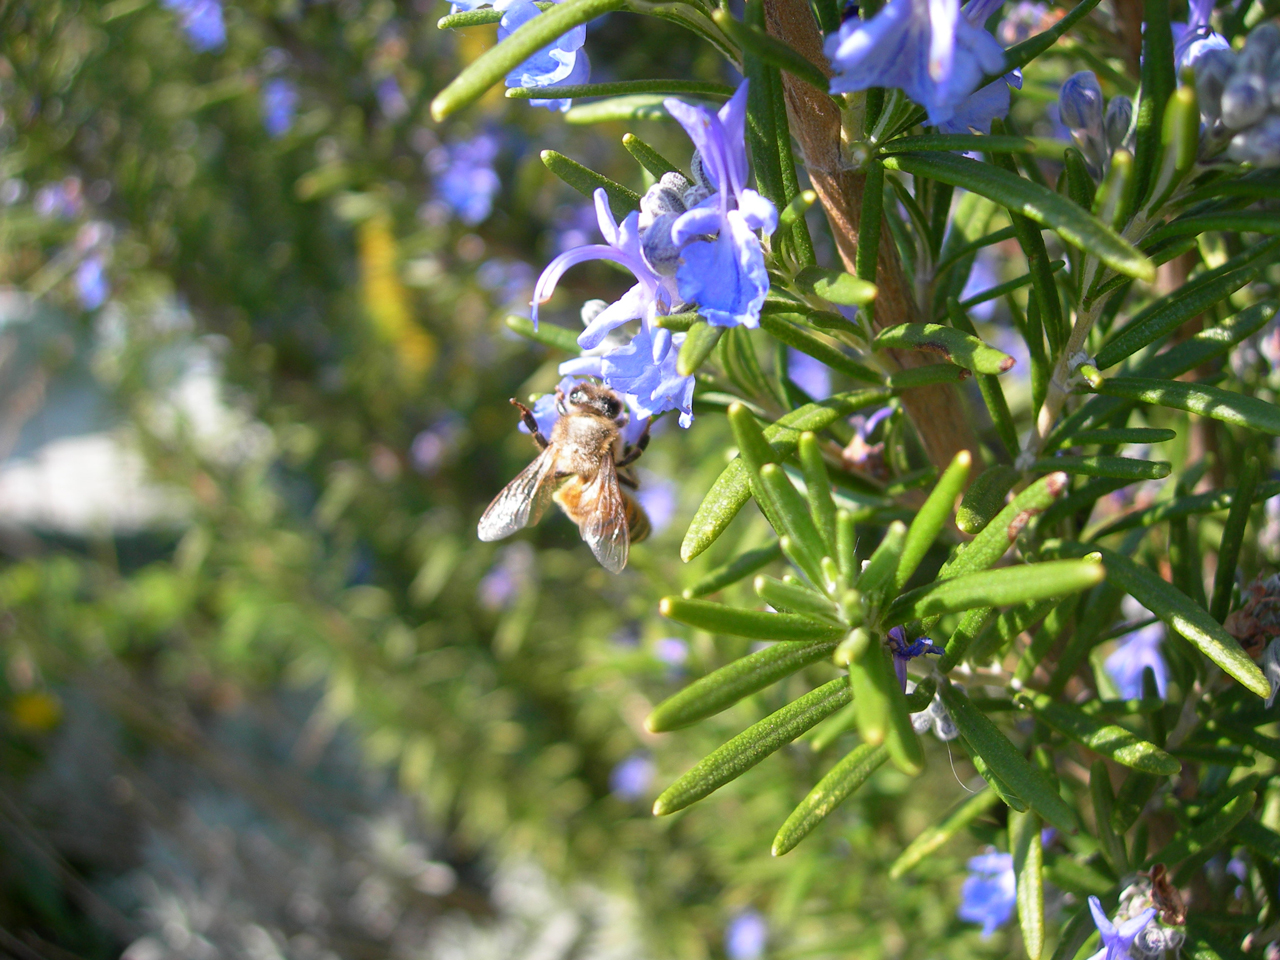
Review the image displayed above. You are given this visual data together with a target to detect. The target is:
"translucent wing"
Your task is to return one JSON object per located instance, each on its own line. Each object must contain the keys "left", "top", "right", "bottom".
{"left": 477, "top": 451, "right": 558, "bottom": 542}
{"left": 579, "top": 455, "right": 630, "bottom": 573}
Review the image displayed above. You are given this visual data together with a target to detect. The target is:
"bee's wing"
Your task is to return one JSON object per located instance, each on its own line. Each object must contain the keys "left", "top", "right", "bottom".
{"left": 579, "top": 455, "right": 630, "bottom": 573}
{"left": 477, "top": 451, "right": 558, "bottom": 542}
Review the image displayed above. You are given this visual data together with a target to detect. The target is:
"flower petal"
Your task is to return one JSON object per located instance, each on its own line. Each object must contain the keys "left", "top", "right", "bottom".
{"left": 737, "top": 189, "right": 779, "bottom": 235}
{"left": 671, "top": 204, "right": 723, "bottom": 246}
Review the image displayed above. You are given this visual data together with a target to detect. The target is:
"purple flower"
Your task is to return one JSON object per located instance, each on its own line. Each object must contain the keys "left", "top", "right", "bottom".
{"left": 376, "top": 76, "right": 409, "bottom": 120}
{"left": 262, "top": 78, "right": 298, "bottom": 138}
{"left": 958, "top": 851, "right": 1016, "bottom": 936}
{"left": 496, "top": 0, "right": 590, "bottom": 112}
{"left": 162, "top": 0, "right": 226, "bottom": 51}
{"left": 534, "top": 188, "right": 679, "bottom": 354}
{"left": 1105, "top": 621, "right": 1169, "bottom": 700}
{"left": 561, "top": 324, "right": 696, "bottom": 427}
{"left": 411, "top": 416, "right": 463, "bottom": 476}
{"left": 1085, "top": 896, "right": 1157, "bottom": 960}
{"left": 33, "top": 178, "right": 83, "bottom": 220}
{"left": 609, "top": 753, "right": 655, "bottom": 800}
{"left": 959, "top": 246, "right": 1000, "bottom": 321}
{"left": 478, "top": 258, "right": 536, "bottom": 307}
{"left": 937, "top": 69, "right": 1022, "bottom": 135}
{"left": 725, "top": 911, "right": 768, "bottom": 960}
{"left": 825, "top": 0, "right": 1007, "bottom": 128}
{"left": 429, "top": 135, "right": 501, "bottom": 226}
{"left": 636, "top": 470, "right": 677, "bottom": 534}
{"left": 788, "top": 350, "right": 832, "bottom": 399}
{"left": 75, "top": 257, "right": 108, "bottom": 310}
{"left": 664, "top": 83, "right": 778, "bottom": 329}
{"left": 1173, "top": 0, "right": 1229, "bottom": 72}
{"left": 886, "top": 626, "right": 944, "bottom": 690}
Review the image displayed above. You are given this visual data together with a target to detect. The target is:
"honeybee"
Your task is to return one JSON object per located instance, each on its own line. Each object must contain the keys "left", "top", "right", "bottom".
{"left": 477, "top": 382, "right": 651, "bottom": 573}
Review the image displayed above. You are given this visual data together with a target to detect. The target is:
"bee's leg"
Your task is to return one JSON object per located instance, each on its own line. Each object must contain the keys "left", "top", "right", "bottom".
{"left": 511, "top": 399, "right": 549, "bottom": 451}
{"left": 615, "top": 419, "right": 652, "bottom": 468}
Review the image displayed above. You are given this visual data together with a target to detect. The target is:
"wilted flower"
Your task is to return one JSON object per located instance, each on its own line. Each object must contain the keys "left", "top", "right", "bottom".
{"left": 825, "top": 0, "right": 1007, "bottom": 128}
{"left": 1085, "top": 896, "right": 1157, "bottom": 960}
{"left": 162, "top": 0, "right": 226, "bottom": 51}
{"left": 75, "top": 256, "right": 108, "bottom": 310}
{"left": 664, "top": 83, "right": 778, "bottom": 329}
{"left": 958, "top": 851, "right": 1016, "bottom": 936}
{"left": 725, "top": 910, "right": 768, "bottom": 960}
{"left": 1105, "top": 616, "right": 1169, "bottom": 699}
{"left": 497, "top": 0, "right": 590, "bottom": 112}
{"left": 429, "top": 135, "right": 501, "bottom": 226}
{"left": 609, "top": 753, "right": 655, "bottom": 801}
{"left": 262, "top": 78, "right": 298, "bottom": 138}
{"left": 886, "top": 626, "right": 944, "bottom": 690}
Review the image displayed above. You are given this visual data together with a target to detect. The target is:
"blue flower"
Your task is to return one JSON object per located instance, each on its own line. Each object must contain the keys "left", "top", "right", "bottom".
{"left": 561, "top": 324, "right": 696, "bottom": 427}
{"left": 1105, "top": 620, "right": 1169, "bottom": 699}
{"left": 886, "top": 625, "right": 944, "bottom": 690}
{"left": 958, "top": 851, "right": 1016, "bottom": 936}
{"left": 430, "top": 135, "right": 502, "bottom": 226}
{"left": 654, "top": 637, "right": 688, "bottom": 666}
{"left": 725, "top": 911, "right": 768, "bottom": 960}
{"left": 497, "top": 0, "right": 590, "bottom": 112}
{"left": 664, "top": 83, "right": 778, "bottom": 329}
{"left": 609, "top": 753, "right": 655, "bottom": 801}
{"left": 261, "top": 78, "right": 298, "bottom": 138}
{"left": 937, "top": 69, "right": 1022, "bottom": 135}
{"left": 1173, "top": 0, "right": 1229, "bottom": 72}
{"left": 162, "top": 0, "right": 226, "bottom": 52}
{"left": 75, "top": 256, "right": 108, "bottom": 310}
{"left": 635, "top": 469, "right": 678, "bottom": 534}
{"left": 519, "top": 376, "right": 652, "bottom": 444}
{"left": 534, "top": 188, "right": 680, "bottom": 355}
{"left": 788, "top": 350, "right": 832, "bottom": 399}
{"left": 478, "top": 542, "right": 536, "bottom": 610}
{"left": 825, "top": 0, "right": 1007, "bottom": 128}
{"left": 376, "top": 76, "right": 409, "bottom": 120}
{"left": 1085, "top": 896, "right": 1156, "bottom": 960}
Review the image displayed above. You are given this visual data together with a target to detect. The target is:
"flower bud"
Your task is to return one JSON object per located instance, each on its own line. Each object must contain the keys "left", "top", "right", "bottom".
{"left": 1059, "top": 71, "right": 1105, "bottom": 134}
{"left": 1222, "top": 71, "right": 1269, "bottom": 130}
{"left": 1195, "top": 48, "right": 1235, "bottom": 123}
{"left": 1227, "top": 114, "right": 1280, "bottom": 166}
{"left": 640, "top": 172, "right": 690, "bottom": 220}
{"left": 1104, "top": 94, "right": 1133, "bottom": 151}
{"left": 1239, "top": 20, "right": 1280, "bottom": 73}
{"left": 688, "top": 150, "right": 714, "bottom": 192}
{"left": 640, "top": 213, "right": 682, "bottom": 276}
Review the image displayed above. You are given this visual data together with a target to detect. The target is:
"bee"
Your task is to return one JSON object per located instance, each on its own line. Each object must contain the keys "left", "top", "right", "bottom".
{"left": 477, "top": 382, "right": 651, "bottom": 573}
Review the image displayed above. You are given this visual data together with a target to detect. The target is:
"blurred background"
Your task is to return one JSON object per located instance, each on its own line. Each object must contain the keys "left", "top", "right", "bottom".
{"left": 0, "top": 2, "right": 1182, "bottom": 958}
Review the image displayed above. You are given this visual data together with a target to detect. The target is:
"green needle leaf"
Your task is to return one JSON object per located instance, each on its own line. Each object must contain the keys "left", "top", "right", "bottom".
{"left": 889, "top": 788, "right": 1000, "bottom": 878}
{"left": 940, "top": 472, "right": 1071, "bottom": 580}
{"left": 872, "top": 322, "right": 1015, "bottom": 375}
{"left": 880, "top": 152, "right": 1154, "bottom": 281}
{"left": 710, "top": 10, "right": 832, "bottom": 92}
{"left": 677, "top": 321, "right": 725, "bottom": 376}
{"left": 759, "top": 314, "right": 882, "bottom": 383}
{"left": 1011, "top": 809, "right": 1046, "bottom": 960}
{"left": 1211, "top": 451, "right": 1261, "bottom": 623}
{"left": 653, "top": 678, "right": 853, "bottom": 815}
{"left": 540, "top": 150, "right": 640, "bottom": 220}
{"left": 658, "top": 596, "right": 846, "bottom": 641}
{"left": 754, "top": 575, "right": 842, "bottom": 621}
{"left": 1029, "top": 455, "right": 1171, "bottom": 481}
{"left": 1144, "top": 790, "right": 1256, "bottom": 869}
{"left": 1098, "top": 378, "right": 1280, "bottom": 438}
{"left": 504, "top": 315, "right": 581, "bottom": 353}
{"left": 682, "top": 389, "right": 892, "bottom": 561}
{"left": 1044, "top": 541, "right": 1270, "bottom": 697}
{"left": 683, "top": 543, "right": 784, "bottom": 598}
{"left": 848, "top": 634, "right": 924, "bottom": 774}
{"left": 772, "top": 743, "right": 889, "bottom": 856}
{"left": 792, "top": 266, "right": 879, "bottom": 306}
{"left": 431, "top": 0, "right": 626, "bottom": 120}
{"left": 939, "top": 680, "right": 1079, "bottom": 832}
{"left": 622, "top": 132, "right": 681, "bottom": 177}
{"left": 957, "top": 464, "right": 1019, "bottom": 535}
{"left": 896, "top": 450, "right": 972, "bottom": 590}
{"left": 880, "top": 134, "right": 1032, "bottom": 154}
{"left": 1020, "top": 693, "right": 1179, "bottom": 775}
{"left": 758, "top": 464, "right": 829, "bottom": 582}
{"left": 884, "top": 559, "right": 1105, "bottom": 626}
{"left": 1070, "top": 427, "right": 1177, "bottom": 444}
{"left": 854, "top": 520, "right": 906, "bottom": 607}
{"left": 646, "top": 639, "right": 841, "bottom": 731}
{"left": 798, "top": 433, "right": 837, "bottom": 557}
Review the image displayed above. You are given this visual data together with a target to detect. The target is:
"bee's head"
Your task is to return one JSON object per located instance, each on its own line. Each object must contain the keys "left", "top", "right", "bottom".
{"left": 564, "top": 382, "right": 626, "bottom": 422}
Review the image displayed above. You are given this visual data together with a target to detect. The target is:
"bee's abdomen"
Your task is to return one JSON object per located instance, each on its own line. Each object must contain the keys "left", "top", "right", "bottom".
{"left": 624, "top": 492, "right": 651, "bottom": 543}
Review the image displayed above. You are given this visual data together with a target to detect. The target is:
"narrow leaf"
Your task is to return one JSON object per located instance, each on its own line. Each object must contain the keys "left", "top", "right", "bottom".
{"left": 772, "top": 743, "right": 889, "bottom": 855}
{"left": 1029, "top": 455, "right": 1171, "bottom": 481}
{"left": 430, "top": 0, "right": 626, "bottom": 120}
{"left": 1071, "top": 427, "right": 1176, "bottom": 444}
{"left": 755, "top": 575, "right": 841, "bottom": 621}
{"left": 940, "top": 472, "right": 1070, "bottom": 580}
{"left": 653, "top": 678, "right": 853, "bottom": 814}
{"left": 1021, "top": 693, "right": 1179, "bottom": 775}
{"left": 880, "top": 134, "right": 1033, "bottom": 154}
{"left": 872, "top": 322, "right": 1015, "bottom": 375}
{"left": 646, "top": 639, "right": 841, "bottom": 731}
{"left": 793, "top": 265, "right": 878, "bottom": 306}
{"left": 957, "top": 464, "right": 1019, "bottom": 535}
{"left": 760, "top": 314, "right": 882, "bottom": 383}
{"left": 884, "top": 559, "right": 1105, "bottom": 625}
{"left": 855, "top": 520, "right": 907, "bottom": 606}
{"left": 938, "top": 680, "right": 1080, "bottom": 832}
{"left": 541, "top": 150, "right": 639, "bottom": 220}
{"left": 1045, "top": 541, "right": 1271, "bottom": 697}
{"left": 505, "top": 314, "right": 581, "bottom": 352}
{"left": 798, "top": 433, "right": 838, "bottom": 556}
{"left": 1086, "top": 480, "right": 1280, "bottom": 540}
{"left": 711, "top": 10, "right": 831, "bottom": 91}
{"left": 889, "top": 788, "right": 1000, "bottom": 878}
{"left": 897, "top": 450, "right": 972, "bottom": 589}
{"left": 1144, "top": 790, "right": 1256, "bottom": 869}
{"left": 684, "top": 542, "right": 783, "bottom": 598}
{"left": 1011, "top": 808, "right": 1046, "bottom": 960}
{"left": 1098, "top": 377, "right": 1280, "bottom": 438}
{"left": 677, "top": 321, "right": 725, "bottom": 376}
{"left": 759, "top": 464, "right": 829, "bottom": 582}
{"left": 622, "top": 132, "right": 680, "bottom": 177}
{"left": 1211, "top": 451, "right": 1261, "bottom": 622}
{"left": 880, "top": 152, "right": 1155, "bottom": 281}
{"left": 1089, "top": 761, "right": 1129, "bottom": 874}
{"left": 658, "top": 596, "right": 844, "bottom": 641}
